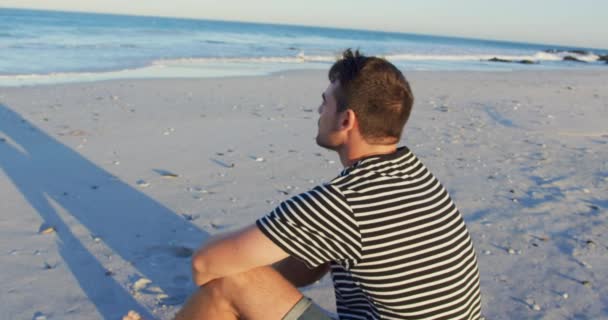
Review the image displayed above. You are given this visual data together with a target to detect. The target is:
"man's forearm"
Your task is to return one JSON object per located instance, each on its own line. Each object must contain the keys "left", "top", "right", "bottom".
{"left": 190, "top": 225, "right": 291, "bottom": 286}
{"left": 191, "top": 233, "right": 233, "bottom": 286}
{"left": 273, "top": 257, "right": 330, "bottom": 288}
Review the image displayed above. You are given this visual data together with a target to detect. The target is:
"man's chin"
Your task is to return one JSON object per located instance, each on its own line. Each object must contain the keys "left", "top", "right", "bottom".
{"left": 316, "top": 136, "right": 339, "bottom": 151}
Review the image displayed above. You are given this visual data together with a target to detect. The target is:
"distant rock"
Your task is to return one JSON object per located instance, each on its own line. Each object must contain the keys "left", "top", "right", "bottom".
{"left": 488, "top": 57, "right": 512, "bottom": 63}
{"left": 569, "top": 49, "right": 590, "bottom": 55}
{"left": 545, "top": 49, "right": 590, "bottom": 55}
{"left": 487, "top": 57, "right": 538, "bottom": 65}
{"left": 597, "top": 55, "right": 608, "bottom": 62}
{"left": 563, "top": 56, "right": 587, "bottom": 63}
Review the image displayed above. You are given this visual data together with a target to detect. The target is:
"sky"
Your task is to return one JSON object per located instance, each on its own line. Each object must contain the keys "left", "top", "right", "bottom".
{"left": 1, "top": 0, "right": 606, "bottom": 49}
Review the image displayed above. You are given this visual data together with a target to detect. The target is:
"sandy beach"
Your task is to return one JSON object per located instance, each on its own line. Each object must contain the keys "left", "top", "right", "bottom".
{"left": 1, "top": 69, "right": 607, "bottom": 319}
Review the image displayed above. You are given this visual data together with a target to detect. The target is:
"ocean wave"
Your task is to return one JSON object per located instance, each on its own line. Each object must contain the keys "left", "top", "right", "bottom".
{"left": 1, "top": 50, "right": 604, "bottom": 86}
{"left": 151, "top": 53, "right": 337, "bottom": 66}
{"left": 150, "top": 51, "right": 603, "bottom": 66}
{"left": 0, "top": 69, "right": 136, "bottom": 80}
{"left": 7, "top": 42, "right": 141, "bottom": 50}
{"left": 200, "top": 40, "right": 228, "bottom": 45}
{"left": 385, "top": 51, "right": 600, "bottom": 62}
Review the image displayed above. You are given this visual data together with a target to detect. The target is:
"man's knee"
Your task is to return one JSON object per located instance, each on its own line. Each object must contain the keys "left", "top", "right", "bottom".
{"left": 203, "top": 271, "right": 254, "bottom": 302}
{"left": 186, "top": 268, "right": 303, "bottom": 320}
{"left": 194, "top": 278, "right": 238, "bottom": 315}
{"left": 203, "top": 267, "right": 298, "bottom": 305}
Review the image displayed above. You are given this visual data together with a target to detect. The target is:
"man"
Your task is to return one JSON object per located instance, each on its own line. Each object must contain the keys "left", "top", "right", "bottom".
{"left": 125, "top": 49, "right": 481, "bottom": 320}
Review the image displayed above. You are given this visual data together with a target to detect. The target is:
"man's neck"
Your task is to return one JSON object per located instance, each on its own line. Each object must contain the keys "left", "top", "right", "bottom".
{"left": 338, "top": 143, "right": 398, "bottom": 167}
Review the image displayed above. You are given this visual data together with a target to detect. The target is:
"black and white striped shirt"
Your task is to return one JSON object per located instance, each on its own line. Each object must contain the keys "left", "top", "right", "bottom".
{"left": 257, "top": 146, "right": 481, "bottom": 319}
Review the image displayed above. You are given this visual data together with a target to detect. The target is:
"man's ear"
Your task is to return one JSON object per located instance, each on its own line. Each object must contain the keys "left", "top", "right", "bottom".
{"left": 339, "top": 109, "right": 357, "bottom": 132}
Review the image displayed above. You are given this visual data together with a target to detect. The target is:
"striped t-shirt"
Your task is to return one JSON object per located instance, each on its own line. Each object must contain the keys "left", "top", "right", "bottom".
{"left": 257, "top": 146, "right": 481, "bottom": 320}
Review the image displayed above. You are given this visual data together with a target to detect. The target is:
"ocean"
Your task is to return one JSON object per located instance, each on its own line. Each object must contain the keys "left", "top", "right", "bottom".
{"left": 1, "top": 8, "right": 606, "bottom": 86}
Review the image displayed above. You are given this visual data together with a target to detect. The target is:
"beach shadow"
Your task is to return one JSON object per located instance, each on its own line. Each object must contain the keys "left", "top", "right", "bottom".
{"left": 210, "top": 158, "right": 235, "bottom": 168}
{"left": 483, "top": 105, "right": 519, "bottom": 128}
{"left": 509, "top": 296, "right": 533, "bottom": 309}
{"left": 464, "top": 208, "right": 493, "bottom": 223}
{"left": 551, "top": 270, "right": 586, "bottom": 286}
{"left": 0, "top": 104, "right": 208, "bottom": 318}
{"left": 584, "top": 198, "right": 607, "bottom": 211}
{"left": 517, "top": 175, "right": 567, "bottom": 208}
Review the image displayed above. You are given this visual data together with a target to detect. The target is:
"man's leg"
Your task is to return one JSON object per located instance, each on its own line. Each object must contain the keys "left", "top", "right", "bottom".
{"left": 174, "top": 266, "right": 303, "bottom": 320}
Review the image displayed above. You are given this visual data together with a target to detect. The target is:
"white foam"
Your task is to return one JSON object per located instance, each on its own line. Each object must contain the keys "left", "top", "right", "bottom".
{"left": 385, "top": 51, "right": 600, "bottom": 62}
{"left": 0, "top": 51, "right": 603, "bottom": 86}
{"left": 153, "top": 51, "right": 601, "bottom": 66}
{"left": 152, "top": 54, "right": 336, "bottom": 66}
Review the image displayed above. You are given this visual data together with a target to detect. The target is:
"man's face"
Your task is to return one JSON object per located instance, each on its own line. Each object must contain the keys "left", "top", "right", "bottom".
{"left": 316, "top": 81, "right": 344, "bottom": 150}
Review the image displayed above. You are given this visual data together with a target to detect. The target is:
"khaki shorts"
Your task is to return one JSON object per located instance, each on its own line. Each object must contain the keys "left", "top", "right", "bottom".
{"left": 282, "top": 297, "right": 335, "bottom": 320}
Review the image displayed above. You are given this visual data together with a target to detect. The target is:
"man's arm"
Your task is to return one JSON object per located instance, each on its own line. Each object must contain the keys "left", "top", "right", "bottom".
{"left": 191, "top": 224, "right": 290, "bottom": 286}
{"left": 273, "top": 257, "right": 330, "bottom": 288}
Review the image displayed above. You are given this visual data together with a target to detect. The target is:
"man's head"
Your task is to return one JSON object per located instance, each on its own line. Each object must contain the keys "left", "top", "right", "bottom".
{"left": 316, "top": 49, "right": 414, "bottom": 151}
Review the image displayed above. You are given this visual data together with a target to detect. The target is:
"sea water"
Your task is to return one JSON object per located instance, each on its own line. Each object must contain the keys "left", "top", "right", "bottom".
{"left": 1, "top": 8, "right": 606, "bottom": 86}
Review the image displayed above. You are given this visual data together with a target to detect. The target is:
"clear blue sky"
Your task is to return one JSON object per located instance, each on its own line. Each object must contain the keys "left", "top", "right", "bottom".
{"left": 2, "top": 0, "right": 606, "bottom": 49}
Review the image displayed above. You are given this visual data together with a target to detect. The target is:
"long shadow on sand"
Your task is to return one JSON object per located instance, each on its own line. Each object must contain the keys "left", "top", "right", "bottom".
{"left": 0, "top": 104, "right": 207, "bottom": 319}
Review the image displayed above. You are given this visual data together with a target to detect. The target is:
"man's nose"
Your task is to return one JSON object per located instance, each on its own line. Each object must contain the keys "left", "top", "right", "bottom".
{"left": 318, "top": 104, "right": 323, "bottom": 114}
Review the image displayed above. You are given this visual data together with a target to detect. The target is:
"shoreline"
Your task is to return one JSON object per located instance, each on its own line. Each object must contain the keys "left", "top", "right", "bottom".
{"left": 1, "top": 70, "right": 607, "bottom": 319}
{"left": 1, "top": 60, "right": 607, "bottom": 87}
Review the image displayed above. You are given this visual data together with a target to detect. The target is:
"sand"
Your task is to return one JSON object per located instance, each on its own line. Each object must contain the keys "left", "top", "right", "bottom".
{"left": 1, "top": 69, "right": 607, "bottom": 319}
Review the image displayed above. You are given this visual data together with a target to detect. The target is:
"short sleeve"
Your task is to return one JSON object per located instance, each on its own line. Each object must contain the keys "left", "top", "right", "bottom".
{"left": 256, "top": 184, "right": 361, "bottom": 269}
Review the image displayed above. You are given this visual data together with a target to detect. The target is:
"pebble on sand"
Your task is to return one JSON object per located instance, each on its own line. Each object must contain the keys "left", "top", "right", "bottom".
{"left": 136, "top": 180, "right": 150, "bottom": 188}
{"left": 181, "top": 213, "right": 200, "bottom": 221}
{"left": 39, "top": 225, "right": 56, "bottom": 235}
{"left": 159, "top": 171, "right": 179, "bottom": 178}
{"left": 133, "top": 278, "right": 152, "bottom": 291}
{"left": 33, "top": 312, "right": 47, "bottom": 320}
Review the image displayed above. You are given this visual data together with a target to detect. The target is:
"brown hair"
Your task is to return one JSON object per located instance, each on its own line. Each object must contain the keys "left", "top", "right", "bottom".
{"left": 328, "top": 49, "right": 414, "bottom": 144}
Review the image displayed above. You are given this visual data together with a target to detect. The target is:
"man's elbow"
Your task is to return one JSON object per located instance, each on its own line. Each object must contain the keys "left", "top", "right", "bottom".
{"left": 191, "top": 250, "right": 210, "bottom": 285}
{"left": 191, "top": 251, "right": 204, "bottom": 273}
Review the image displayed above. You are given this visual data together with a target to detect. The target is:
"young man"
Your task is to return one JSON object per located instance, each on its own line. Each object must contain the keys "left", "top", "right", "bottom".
{"left": 125, "top": 49, "right": 481, "bottom": 320}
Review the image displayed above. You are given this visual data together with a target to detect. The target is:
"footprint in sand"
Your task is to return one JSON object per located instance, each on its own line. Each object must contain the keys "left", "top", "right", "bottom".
{"left": 140, "top": 245, "right": 195, "bottom": 259}
{"left": 130, "top": 276, "right": 188, "bottom": 308}
{"left": 123, "top": 310, "right": 142, "bottom": 320}
{"left": 33, "top": 311, "right": 48, "bottom": 320}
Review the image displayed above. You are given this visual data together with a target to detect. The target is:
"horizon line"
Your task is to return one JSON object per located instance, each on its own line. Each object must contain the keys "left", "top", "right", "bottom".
{"left": 2, "top": 6, "right": 607, "bottom": 52}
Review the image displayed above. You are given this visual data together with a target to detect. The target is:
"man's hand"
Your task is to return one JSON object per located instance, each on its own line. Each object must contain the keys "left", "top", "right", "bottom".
{"left": 191, "top": 224, "right": 290, "bottom": 286}
{"left": 273, "top": 257, "right": 330, "bottom": 288}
